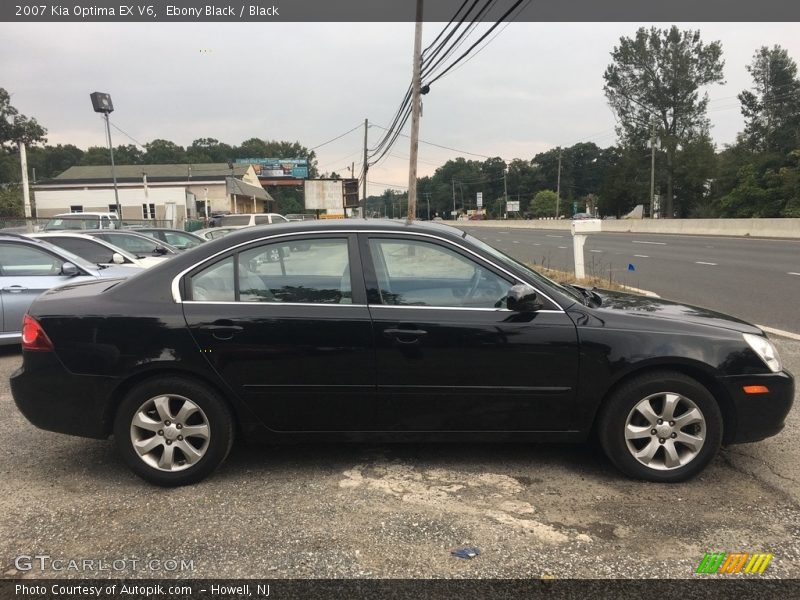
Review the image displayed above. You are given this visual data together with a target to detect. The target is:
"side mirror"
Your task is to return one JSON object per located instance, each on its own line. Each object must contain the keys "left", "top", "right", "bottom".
{"left": 60, "top": 262, "right": 80, "bottom": 277}
{"left": 506, "top": 283, "right": 542, "bottom": 312}
{"left": 154, "top": 245, "right": 168, "bottom": 255}
{"left": 111, "top": 252, "right": 125, "bottom": 265}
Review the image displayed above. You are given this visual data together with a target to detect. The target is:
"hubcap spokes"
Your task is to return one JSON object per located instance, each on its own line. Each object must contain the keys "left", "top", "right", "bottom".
{"left": 130, "top": 394, "right": 210, "bottom": 472}
{"left": 625, "top": 392, "right": 706, "bottom": 471}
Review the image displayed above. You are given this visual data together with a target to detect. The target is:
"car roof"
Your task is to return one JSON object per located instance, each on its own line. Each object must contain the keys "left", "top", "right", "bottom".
{"left": 1, "top": 232, "right": 102, "bottom": 270}
{"left": 28, "top": 232, "right": 141, "bottom": 261}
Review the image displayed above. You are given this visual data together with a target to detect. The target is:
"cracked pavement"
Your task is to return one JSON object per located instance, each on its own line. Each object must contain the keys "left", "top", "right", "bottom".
{"left": 0, "top": 338, "right": 797, "bottom": 579}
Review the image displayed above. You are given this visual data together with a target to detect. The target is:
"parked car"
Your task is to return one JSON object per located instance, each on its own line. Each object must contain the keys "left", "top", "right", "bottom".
{"left": 0, "top": 233, "right": 140, "bottom": 346}
{"left": 218, "top": 213, "right": 289, "bottom": 227}
{"left": 193, "top": 226, "right": 244, "bottom": 241}
{"left": 285, "top": 214, "right": 318, "bottom": 222}
{"left": 11, "top": 220, "right": 793, "bottom": 486}
{"left": 42, "top": 212, "right": 119, "bottom": 231}
{"left": 135, "top": 228, "right": 206, "bottom": 251}
{"left": 28, "top": 233, "right": 166, "bottom": 269}
{"left": 83, "top": 230, "right": 180, "bottom": 259}
{"left": 572, "top": 212, "right": 595, "bottom": 220}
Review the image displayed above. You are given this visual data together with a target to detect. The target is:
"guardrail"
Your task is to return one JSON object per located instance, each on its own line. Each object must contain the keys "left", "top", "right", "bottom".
{"left": 454, "top": 218, "right": 800, "bottom": 239}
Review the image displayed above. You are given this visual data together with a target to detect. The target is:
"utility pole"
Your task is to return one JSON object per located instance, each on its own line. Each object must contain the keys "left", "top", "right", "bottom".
{"left": 406, "top": 0, "right": 423, "bottom": 221}
{"left": 503, "top": 164, "right": 508, "bottom": 217}
{"left": 103, "top": 113, "right": 121, "bottom": 218}
{"left": 362, "top": 118, "right": 368, "bottom": 217}
{"left": 555, "top": 147, "right": 562, "bottom": 219}
{"left": 19, "top": 141, "right": 33, "bottom": 228}
{"left": 452, "top": 179, "right": 456, "bottom": 218}
{"left": 649, "top": 121, "right": 656, "bottom": 218}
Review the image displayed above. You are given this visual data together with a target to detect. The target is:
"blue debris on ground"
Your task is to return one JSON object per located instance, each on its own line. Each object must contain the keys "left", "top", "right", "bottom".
{"left": 451, "top": 547, "right": 481, "bottom": 559}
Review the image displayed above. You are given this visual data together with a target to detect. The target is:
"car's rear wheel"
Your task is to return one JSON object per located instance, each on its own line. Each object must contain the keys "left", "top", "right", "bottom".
{"left": 598, "top": 371, "right": 723, "bottom": 483}
{"left": 113, "top": 377, "right": 234, "bottom": 486}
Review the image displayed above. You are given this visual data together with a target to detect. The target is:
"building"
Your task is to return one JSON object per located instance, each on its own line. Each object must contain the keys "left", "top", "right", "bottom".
{"left": 33, "top": 163, "right": 274, "bottom": 227}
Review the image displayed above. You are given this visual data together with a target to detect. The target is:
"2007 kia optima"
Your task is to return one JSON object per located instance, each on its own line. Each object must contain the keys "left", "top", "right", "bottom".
{"left": 11, "top": 220, "right": 794, "bottom": 486}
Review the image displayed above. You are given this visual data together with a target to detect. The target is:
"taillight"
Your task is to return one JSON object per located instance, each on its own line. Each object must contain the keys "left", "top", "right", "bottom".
{"left": 21, "top": 315, "right": 54, "bottom": 352}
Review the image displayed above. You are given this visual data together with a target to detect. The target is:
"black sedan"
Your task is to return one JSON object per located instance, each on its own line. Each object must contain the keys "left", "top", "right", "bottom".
{"left": 11, "top": 220, "right": 794, "bottom": 486}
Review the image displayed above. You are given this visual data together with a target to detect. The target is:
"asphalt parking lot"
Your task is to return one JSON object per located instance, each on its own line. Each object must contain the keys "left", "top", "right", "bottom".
{"left": 1, "top": 340, "right": 798, "bottom": 580}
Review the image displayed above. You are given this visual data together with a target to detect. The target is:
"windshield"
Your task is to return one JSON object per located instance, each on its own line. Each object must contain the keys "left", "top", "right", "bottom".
{"left": 33, "top": 239, "right": 101, "bottom": 272}
{"left": 220, "top": 215, "right": 251, "bottom": 226}
{"left": 44, "top": 217, "right": 100, "bottom": 231}
{"left": 465, "top": 233, "right": 584, "bottom": 304}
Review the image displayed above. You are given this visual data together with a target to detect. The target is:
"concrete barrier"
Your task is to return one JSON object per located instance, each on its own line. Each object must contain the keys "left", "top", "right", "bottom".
{"left": 453, "top": 218, "right": 800, "bottom": 238}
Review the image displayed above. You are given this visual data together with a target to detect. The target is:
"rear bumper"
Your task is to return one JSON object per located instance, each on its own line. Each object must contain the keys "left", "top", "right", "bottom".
{"left": 11, "top": 351, "right": 116, "bottom": 439}
{"left": 719, "top": 371, "right": 794, "bottom": 444}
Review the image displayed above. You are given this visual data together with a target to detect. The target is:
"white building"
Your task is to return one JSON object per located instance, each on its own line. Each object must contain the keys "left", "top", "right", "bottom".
{"left": 33, "top": 163, "right": 273, "bottom": 227}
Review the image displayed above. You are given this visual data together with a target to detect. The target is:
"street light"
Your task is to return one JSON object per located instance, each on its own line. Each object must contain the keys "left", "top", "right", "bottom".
{"left": 90, "top": 92, "right": 121, "bottom": 218}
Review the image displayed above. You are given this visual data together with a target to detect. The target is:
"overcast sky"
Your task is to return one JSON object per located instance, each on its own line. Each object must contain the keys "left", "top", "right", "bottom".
{"left": 2, "top": 22, "right": 800, "bottom": 195}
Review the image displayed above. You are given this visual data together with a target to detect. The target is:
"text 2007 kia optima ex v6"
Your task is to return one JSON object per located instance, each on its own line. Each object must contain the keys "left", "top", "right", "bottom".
{"left": 11, "top": 220, "right": 794, "bottom": 486}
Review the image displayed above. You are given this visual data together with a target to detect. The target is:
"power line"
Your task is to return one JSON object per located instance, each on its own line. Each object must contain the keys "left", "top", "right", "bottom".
{"left": 308, "top": 122, "right": 363, "bottom": 150}
{"left": 428, "top": 0, "right": 527, "bottom": 86}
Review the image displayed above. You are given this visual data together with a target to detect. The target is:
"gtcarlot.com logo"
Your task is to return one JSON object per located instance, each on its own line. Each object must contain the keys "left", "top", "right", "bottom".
{"left": 696, "top": 552, "right": 773, "bottom": 574}
{"left": 14, "top": 554, "right": 195, "bottom": 573}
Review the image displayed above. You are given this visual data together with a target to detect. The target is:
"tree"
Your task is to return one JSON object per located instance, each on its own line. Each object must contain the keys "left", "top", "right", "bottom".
{"left": 144, "top": 139, "right": 187, "bottom": 163}
{"left": 530, "top": 190, "right": 559, "bottom": 218}
{"left": 738, "top": 46, "right": 800, "bottom": 154}
{"left": 603, "top": 26, "right": 725, "bottom": 217}
{"left": 0, "top": 88, "right": 47, "bottom": 152}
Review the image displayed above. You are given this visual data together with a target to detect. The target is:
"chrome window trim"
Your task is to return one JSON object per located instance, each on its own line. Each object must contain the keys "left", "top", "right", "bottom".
{"left": 170, "top": 229, "right": 565, "bottom": 312}
{"left": 183, "top": 301, "right": 367, "bottom": 308}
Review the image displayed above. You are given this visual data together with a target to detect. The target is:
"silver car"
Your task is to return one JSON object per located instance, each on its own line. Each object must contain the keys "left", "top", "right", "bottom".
{"left": 0, "top": 233, "right": 141, "bottom": 346}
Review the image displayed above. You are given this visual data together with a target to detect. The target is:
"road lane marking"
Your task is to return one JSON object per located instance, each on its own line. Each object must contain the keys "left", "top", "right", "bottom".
{"left": 589, "top": 250, "right": 602, "bottom": 253}
{"left": 695, "top": 261, "right": 718, "bottom": 266}
{"left": 789, "top": 272, "right": 800, "bottom": 276}
{"left": 632, "top": 240, "right": 667, "bottom": 245}
{"left": 633, "top": 254, "right": 649, "bottom": 258}
{"left": 546, "top": 234, "right": 564, "bottom": 238}
{"left": 512, "top": 240, "right": 520, "bottom": 244}
{"left": 533, "top": 243, "right": 541, "bottom": 246}
{"left": 558, "top": 246, "right": 567, "bottom": 249}
{"left": 757, "top": 325, "right": 800, "bottom": 341}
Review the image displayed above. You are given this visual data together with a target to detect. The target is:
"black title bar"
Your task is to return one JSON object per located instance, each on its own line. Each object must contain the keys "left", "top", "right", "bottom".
{"left": 3, "top": 0, "right": 800, "bottom": 23}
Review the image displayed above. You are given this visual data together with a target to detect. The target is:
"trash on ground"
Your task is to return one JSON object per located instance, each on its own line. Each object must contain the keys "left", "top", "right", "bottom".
{"left": 451, "top": 547, "right": 481, "bottom": 559}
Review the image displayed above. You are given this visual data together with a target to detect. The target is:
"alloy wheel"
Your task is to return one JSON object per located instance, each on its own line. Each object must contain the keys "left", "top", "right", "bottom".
{"left": 129, "top": 394, "right": 211, "bottom": 472}
{"left": 624, "top": 392, "right": 706, "bottom": 471}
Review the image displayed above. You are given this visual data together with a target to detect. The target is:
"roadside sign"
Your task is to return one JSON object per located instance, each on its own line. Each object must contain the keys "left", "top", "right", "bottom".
{"left": 476, "top": 192, "right": 483, "bottom": 208}
{"left": 506, "top": 200, "right": 520, "bottom": 212}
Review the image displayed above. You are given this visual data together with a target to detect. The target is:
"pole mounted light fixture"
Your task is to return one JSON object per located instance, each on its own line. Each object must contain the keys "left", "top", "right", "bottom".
{"left": 90, "top": 91, "right": 121, "bottom": 218}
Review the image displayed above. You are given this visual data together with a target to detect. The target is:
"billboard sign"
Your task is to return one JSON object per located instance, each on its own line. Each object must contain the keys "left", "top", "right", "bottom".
{"left": 476, "top": 192, "right": 483, "bottom": 208}
{"left": 236, "top": 158, "right": 309, "bottom": 179}
{"left": 304, "top": 179, "right": 344, "bottom": 211}
{"left": 506, "top": 200, "right": 520, "bottom": 212}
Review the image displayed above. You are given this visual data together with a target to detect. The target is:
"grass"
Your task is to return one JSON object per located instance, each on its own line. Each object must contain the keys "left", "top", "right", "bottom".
{"left": 528, "top": 264, "right": 632, "bottom": 293}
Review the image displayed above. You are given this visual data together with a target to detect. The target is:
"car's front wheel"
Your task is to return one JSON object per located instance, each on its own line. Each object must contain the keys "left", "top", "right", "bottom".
{"left": 113, "top": 377, "right": 234, "bottom": 486}
{"left": 598, "top": 370, "right": 723, "bottom": 483}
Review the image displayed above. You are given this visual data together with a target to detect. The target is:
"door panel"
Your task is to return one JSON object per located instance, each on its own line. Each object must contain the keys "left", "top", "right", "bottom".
{"left": 362, "top": 234, "right": 580, "bottom": 432}
{"left": 182, "top": 234, "right": 376, "bottom": 432}
{"left": 370, "top": 306, "right": 579, "bottom": 431}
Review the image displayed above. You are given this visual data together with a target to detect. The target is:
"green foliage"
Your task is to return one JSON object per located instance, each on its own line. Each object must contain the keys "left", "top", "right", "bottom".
{"left": 0, "top": 185, "right": 22, "bottom": 217}
{"left": 530, "top": 190, "right": 559, "bottom": 218}
{"left": 738, "top": 46, "right": 800, "bottom": 154}
{"left": 603, "top": 26, "right": 725, "bottom": 217}
{"left": 0, "top": 87, "right": 47, "bottom": 151}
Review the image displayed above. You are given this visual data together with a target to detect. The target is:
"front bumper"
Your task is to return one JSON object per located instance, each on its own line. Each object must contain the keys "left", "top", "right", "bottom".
{"left": 719, "top": 371, "right": 794, "bottom": 444}
{"left": 11, "top": 351, "right": 117, "bottom": 439}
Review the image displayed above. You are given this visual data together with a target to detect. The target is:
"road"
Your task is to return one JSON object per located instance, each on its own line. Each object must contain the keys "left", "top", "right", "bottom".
{"left": 460, "top": 226, "right": 800, "bottom": 334}
{"left": 1, "top": 341, "right": 798, "bottom": 579}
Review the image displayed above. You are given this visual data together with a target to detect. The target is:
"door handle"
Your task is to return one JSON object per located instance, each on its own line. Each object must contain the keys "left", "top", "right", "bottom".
{"left": 383, "top": 328, "right": 428, "bottom": 345}
{"left": 2, "top": 286, "right": 27, "bottom": 293}
{"left": 198, "top": 323, "right": 243, "bottom": 340}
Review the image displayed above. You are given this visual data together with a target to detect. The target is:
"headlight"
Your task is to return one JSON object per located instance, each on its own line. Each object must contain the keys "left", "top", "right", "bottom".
{"left": 743, "top": 333, "right": 782, "bottom": 373}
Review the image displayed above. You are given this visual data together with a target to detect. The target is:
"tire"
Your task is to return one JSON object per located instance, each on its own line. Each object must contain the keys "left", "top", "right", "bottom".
{"left": 113, "top": 377, "right": 234, "bottom": 486}
{"left": 597, "top": 370, "right": 723, "bottom": 483}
